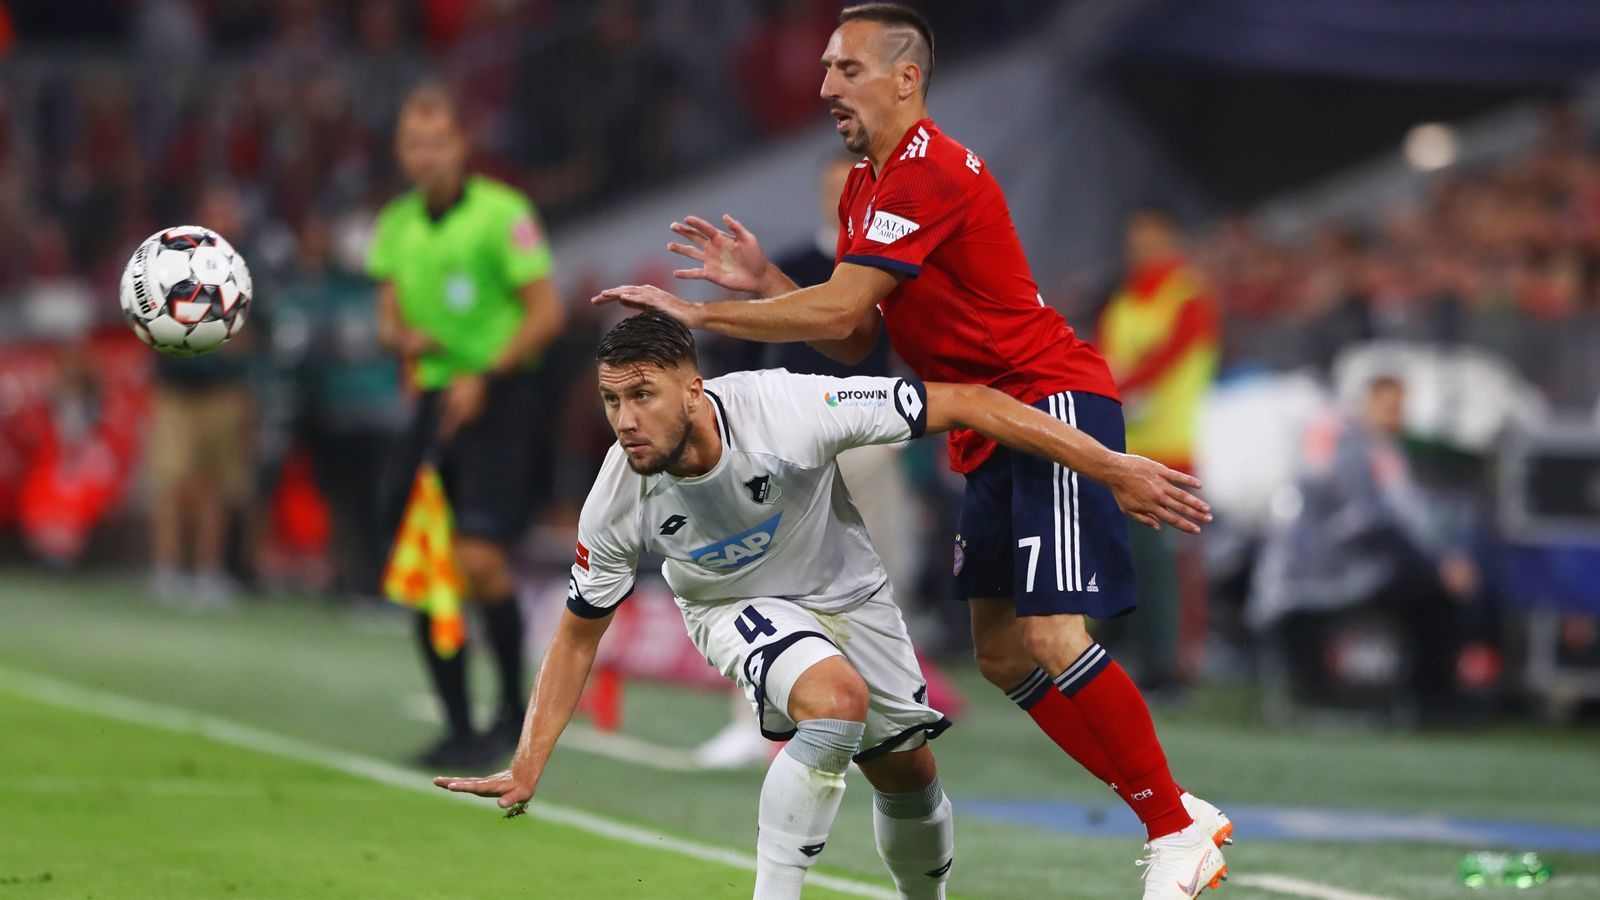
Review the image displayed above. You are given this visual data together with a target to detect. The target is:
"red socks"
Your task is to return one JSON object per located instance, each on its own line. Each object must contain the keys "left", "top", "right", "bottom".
{"left": 1010, "top": 645, "right": 1191, "bottom": 840}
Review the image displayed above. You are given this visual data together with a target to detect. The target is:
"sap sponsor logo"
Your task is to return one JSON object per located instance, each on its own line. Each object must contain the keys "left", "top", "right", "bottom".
{"left": 866, "top": 210, "right": 919, "bottom": 244}
{"left": 692, "top": 512, "right": 783, "bottom": 570}
{"left": 824, "top": 387, "right": 890, "bottom": 409}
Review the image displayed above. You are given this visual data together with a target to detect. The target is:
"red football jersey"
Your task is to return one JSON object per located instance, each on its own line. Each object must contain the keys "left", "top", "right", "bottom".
{"left": 835, "top": 118, "right": 1119, "bottom": 473}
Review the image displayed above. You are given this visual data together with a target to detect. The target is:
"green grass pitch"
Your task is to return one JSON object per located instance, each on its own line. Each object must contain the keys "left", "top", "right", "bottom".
{"left": 1, "top": 570, "right": 1598, "bottom": 898}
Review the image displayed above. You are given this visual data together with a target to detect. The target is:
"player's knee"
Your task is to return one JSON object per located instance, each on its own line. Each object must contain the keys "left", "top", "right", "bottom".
{"left": 1019, "top": 614, "right": 1092, "bottom": 674}
{"left": 971, "top": 623, "right": 1034, "bottom": 688}
{"left": 455, "top": 537, "right": 511, "bottom": 598}
{"left": 788, "top": 658, "right": 869, "bottom": 724}
{"left": 859, "top": 743, "right": 938, "bottom": 794}
{"left": 972, "top": 644, "right": 1031, "bottom": 689}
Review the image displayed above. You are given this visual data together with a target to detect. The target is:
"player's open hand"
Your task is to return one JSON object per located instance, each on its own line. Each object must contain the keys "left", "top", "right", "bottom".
{"left": 591, "top": 284, "right": 707, "bottom": 328}
{"left": 433, "top": 769, "right": 536, "bottom": 813}
{"left": 667, "top": 215, "right": 768, "bottom": 294}
{"left": 1104, "top": 454, "right": 1212, "bottom": 534}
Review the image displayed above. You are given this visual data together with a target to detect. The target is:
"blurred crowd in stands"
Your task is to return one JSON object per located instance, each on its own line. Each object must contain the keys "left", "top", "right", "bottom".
{"left": 1198, "top": 107, "right": 1600, "bottom": 412}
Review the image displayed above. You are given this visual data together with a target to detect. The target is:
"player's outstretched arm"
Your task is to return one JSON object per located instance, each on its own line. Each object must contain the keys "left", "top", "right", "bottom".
{"left": 432, "top": 609, "right": 613, "bottom": 812}
{"left": 593, "top": 262, "right": 897, "bottom": 345}
{"left": 923, "top": 383, "right": 1213, "bottom": 533}
{"left": 667, "top": 214, "right": 796, "bottom": 297}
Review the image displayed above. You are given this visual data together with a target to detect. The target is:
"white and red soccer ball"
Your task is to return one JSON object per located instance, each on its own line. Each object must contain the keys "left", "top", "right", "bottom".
{"left": 119, "top": 226, "right": 252, "bottom": 357}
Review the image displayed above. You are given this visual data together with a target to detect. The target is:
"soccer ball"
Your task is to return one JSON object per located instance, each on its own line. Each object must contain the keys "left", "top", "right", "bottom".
{"left": 120, "top": 226, "right": 252, "bottom": 357}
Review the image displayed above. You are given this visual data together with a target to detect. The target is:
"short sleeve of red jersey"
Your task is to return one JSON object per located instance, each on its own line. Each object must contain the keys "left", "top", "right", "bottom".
{"left": 840, "top": 159, "right": 966, "bottom": 278}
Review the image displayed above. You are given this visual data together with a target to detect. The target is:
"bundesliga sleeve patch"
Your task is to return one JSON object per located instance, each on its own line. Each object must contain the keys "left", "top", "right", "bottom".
{"left": 574, "top": 541, "right": 591, "bottom": 571}
{"left": 865, "top": 210, "right": 920, "bottom": 244}
{"left": 511, "top": 215, "right": 544, "bottom": 251}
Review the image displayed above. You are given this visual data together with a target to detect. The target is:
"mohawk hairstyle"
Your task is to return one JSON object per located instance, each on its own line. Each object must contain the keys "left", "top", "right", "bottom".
{"left": 839, "top": 3, "right": 936, "bottom": 96}
{"left": 596, "top": 311, "right": 699, "bottom": 371}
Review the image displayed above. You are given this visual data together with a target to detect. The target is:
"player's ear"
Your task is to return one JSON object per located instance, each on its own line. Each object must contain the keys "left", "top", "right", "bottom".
{"left": 684, "top": 371, "right": 703, "bottom": 407}
{"left": 897, "top": 61, "right": 922, "bottom": 102}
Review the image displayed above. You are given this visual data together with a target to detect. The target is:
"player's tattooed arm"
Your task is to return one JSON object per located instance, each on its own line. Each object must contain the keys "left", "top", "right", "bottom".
{"left": 432, "top": 609, "right": 614, "bottom": 812}
{"left": 922, "top": 383, "right": 1213, "bottom": 533}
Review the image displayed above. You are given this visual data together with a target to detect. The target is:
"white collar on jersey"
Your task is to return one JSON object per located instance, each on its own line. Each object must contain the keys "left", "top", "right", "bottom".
{"left": 643, "top": 388, "right": 731, "bottom": 496}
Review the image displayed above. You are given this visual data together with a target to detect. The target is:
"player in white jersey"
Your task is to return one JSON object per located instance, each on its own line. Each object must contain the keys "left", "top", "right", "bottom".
{"left": 435, "top": 312, "right": 1210, "bottom": 899}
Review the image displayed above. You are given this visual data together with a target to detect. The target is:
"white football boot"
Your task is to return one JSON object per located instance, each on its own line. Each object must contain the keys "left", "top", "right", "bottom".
{"left": 1137, "top": 827, "right": 1227, "bottom": 899}
{"left": 1180, "top": 792, "right": 1235, "bottom": 848}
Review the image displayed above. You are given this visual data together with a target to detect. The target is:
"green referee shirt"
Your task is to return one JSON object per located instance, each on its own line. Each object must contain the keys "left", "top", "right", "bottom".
{"left": 367, "top": 175, "right": 554, "bottom": 390}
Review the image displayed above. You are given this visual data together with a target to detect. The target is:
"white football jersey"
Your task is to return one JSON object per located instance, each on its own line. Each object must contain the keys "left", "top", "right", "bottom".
{"left": 568, "top": 369, "right": 929, "bottom": 617}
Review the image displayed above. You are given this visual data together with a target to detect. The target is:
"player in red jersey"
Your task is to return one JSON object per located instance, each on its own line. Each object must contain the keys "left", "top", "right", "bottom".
{"left": 596, "top": 6, "right": 1229, "bottom": 897}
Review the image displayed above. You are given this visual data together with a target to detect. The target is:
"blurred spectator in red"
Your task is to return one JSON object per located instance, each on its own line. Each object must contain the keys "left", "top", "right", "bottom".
{"left": 16, "top": 347, "right": 138, "bottom": 565}
{"left": 733, "top": 0, "right": 837, "bottom": 137}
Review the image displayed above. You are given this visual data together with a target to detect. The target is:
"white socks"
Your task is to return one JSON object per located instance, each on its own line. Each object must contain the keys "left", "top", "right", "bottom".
{"left": 753, "top": 718, "right": 864, "bottom": 899}
{"left": 873, "top": 778, "right": 954, "bottom": 899}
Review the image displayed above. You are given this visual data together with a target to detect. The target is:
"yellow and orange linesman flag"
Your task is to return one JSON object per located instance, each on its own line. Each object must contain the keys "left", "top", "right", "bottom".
{"left": 382, "top": 464, "right": 467, "bottom": 658}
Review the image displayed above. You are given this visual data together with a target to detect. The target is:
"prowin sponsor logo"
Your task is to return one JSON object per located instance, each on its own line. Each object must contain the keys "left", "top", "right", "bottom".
{"left": 824, "top": 387, "right": 890, "bottom": 408}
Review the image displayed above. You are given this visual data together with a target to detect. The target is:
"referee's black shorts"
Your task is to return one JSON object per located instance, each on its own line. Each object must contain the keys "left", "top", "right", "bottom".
{"left": 382, "top": 368, "right": 549, "bottom": 547}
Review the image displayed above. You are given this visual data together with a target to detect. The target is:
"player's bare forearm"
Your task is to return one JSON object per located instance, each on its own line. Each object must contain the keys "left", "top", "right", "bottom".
{"left": 925, "top": 383, "right": 1118, "bottom": 483}
{"left": 509, "top": 609, "right": 612, "bottom": 782}
{"left": 922, "top": 383, "right": 1211, "bottom": 532}
{"left": 698, "top": 263, "right": 898, "bottom": 342}
{"left": 806, "top": 307, "right": 883, "bottom": 365}
{"left": 490, "top": 278, "right": 565, "bottom": 376}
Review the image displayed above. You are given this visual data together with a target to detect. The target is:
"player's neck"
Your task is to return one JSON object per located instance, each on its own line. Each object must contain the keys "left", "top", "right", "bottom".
{"left": 422, "top": 176, "right": 467, "bottom": 218}
{"left": 867, "top": 106, "right": 930, "bottom": 173}
{"left": 665, "top": 401, "right": 723, "bottom": 478}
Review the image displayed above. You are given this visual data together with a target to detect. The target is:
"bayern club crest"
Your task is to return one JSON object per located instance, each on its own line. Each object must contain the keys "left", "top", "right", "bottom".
{"left": 953, "top": 535, "right": 966, "bottom": 576}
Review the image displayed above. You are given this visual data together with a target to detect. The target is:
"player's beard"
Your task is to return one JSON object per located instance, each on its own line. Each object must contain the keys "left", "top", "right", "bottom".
{"left": 625, "top": 413, "right": 695, "bottom": 476}
{"left": 843, "top": 121, "right": 870, "bottom": 154}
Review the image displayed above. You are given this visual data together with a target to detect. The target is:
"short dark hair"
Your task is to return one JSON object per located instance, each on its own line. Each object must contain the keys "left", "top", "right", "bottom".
{"left": 596, "top": 311, "right": 698, "bottom": 371}
{"left": 839, "top": 3, "right": 935, "bottom": 96}
{"left": 399, "top": 82, "right": 463, "bottom": 130}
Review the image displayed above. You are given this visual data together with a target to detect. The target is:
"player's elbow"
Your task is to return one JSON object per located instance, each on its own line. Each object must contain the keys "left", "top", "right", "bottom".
{"left": 818, "top": 310, "right": 859, "bottom": 342}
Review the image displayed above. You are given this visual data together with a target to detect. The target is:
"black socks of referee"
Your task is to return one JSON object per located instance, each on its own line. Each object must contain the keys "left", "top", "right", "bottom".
{"left": 415, "top": 610, "right": 472, "bottom": 738}
{"left": 414, "top": 596, "right": 525, "bottom": 738}
{"left": 479, "top": 595, "right": 526, "bottom": 722}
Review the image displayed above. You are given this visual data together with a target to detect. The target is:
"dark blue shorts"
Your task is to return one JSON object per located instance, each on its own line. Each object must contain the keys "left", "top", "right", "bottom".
{"left": 953, "top": 390, "right": 1136, "bottom": 619}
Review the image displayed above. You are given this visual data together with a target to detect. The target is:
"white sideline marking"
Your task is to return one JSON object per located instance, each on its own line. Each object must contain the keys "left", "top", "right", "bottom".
{"left": 561, "top": 725, "right": 704, "bottom": 772}
{"left": 0, "top": 666, "right": 894, "bottom": 900}
{"left": 1233, "top": 874, "right": 1397, "bottom": 900}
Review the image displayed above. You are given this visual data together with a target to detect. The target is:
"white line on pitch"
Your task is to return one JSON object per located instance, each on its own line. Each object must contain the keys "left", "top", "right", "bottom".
{"left": 0, "top": 666, "right": 893, "bottom": 900}
{"left": 1233, "top": 873, "right": 1397, "bottom": 900}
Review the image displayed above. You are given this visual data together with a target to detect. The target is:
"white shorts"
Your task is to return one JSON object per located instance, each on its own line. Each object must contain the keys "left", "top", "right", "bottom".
{"left": 679, "top": 584, "right": 950, "bottom": 761}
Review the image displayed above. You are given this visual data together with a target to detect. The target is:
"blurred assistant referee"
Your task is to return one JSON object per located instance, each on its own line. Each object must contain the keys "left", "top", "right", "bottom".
{"left": 369, "top": 84, "right": 565, "bottom": 767}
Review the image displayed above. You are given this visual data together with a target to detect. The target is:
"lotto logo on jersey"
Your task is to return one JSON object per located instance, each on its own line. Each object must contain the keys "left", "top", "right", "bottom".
{"left": 824, "top": 387, "right": 890, "bottom": 408}
{"left": 691, "top": 512, "right": 783, "bottom": 570}
{"left": 865, "top": 210, "right": 920, "bottom": 245}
